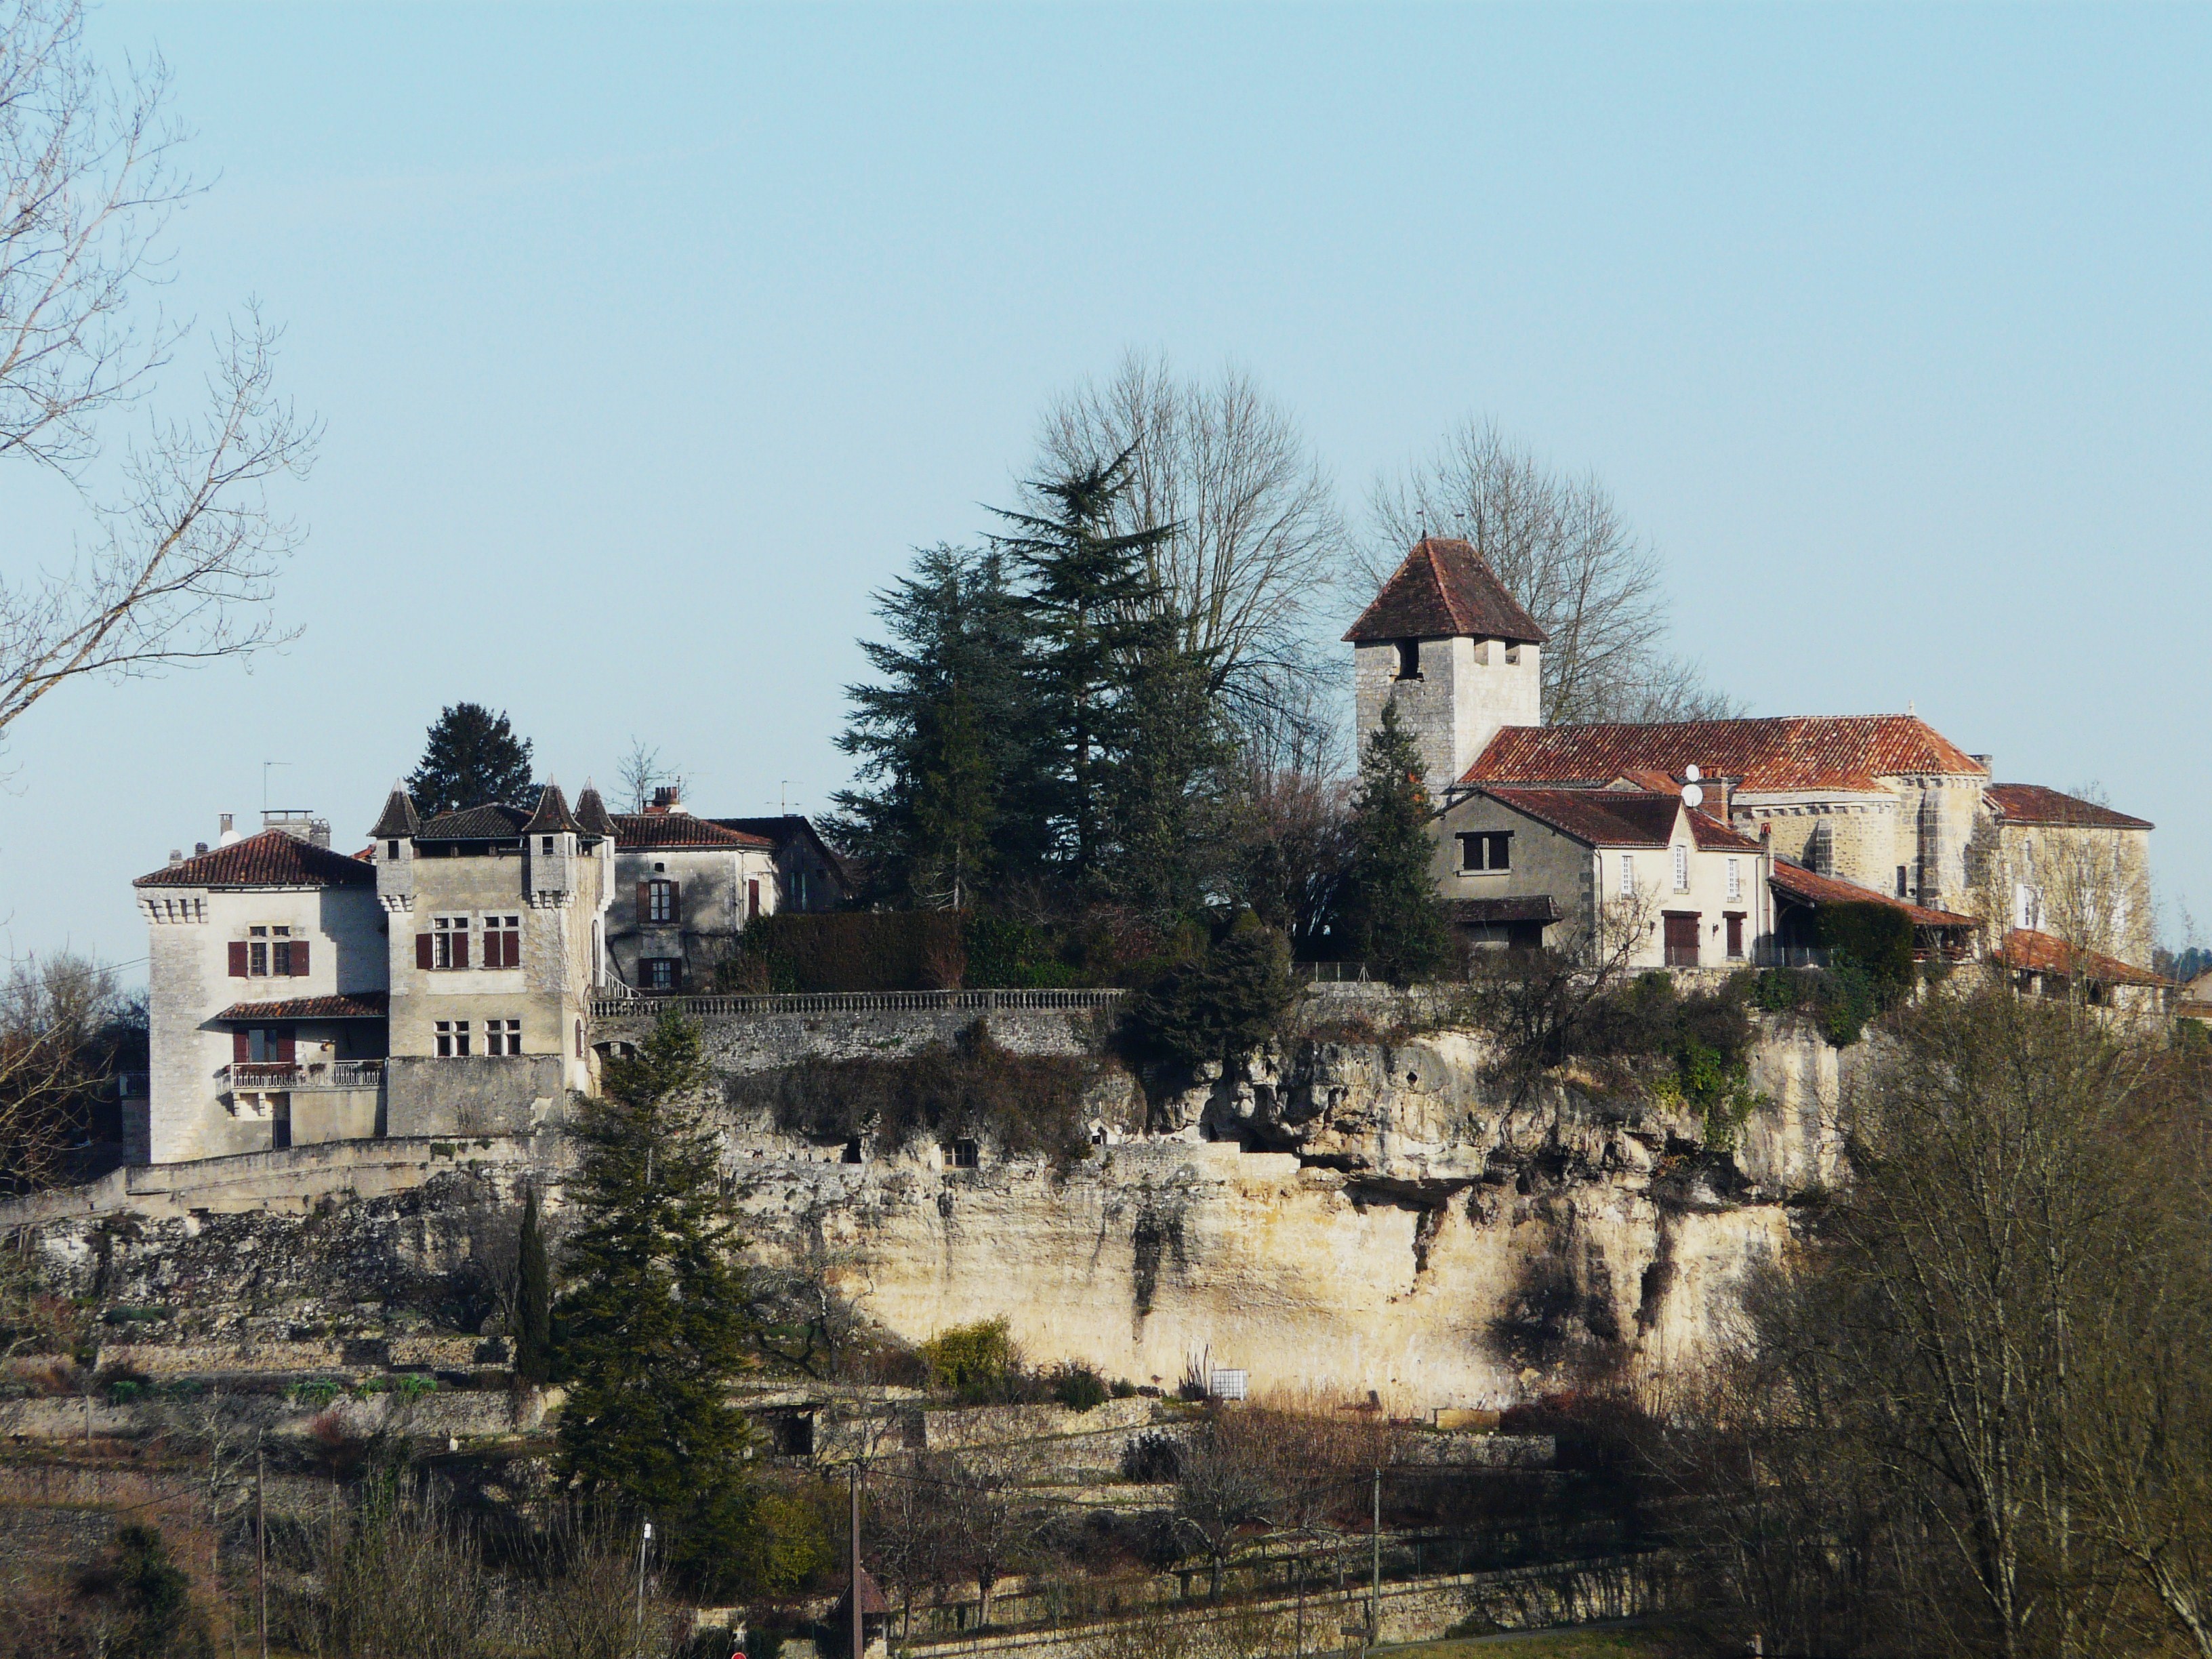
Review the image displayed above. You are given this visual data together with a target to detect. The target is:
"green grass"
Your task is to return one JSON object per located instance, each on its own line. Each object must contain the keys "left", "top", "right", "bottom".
{"left": 1381, "top": 1622, "right": 1701, "bottom": 1659}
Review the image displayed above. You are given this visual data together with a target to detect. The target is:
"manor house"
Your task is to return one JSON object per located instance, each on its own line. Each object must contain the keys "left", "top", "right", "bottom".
{"left": 1347, "top": 537, "right": 2160, "bottom": 984}
{"left": 131, "top": 782, "right": 848, "bottom": 1164}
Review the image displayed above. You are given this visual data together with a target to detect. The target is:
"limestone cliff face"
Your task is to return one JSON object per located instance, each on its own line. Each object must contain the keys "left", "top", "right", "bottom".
{"left": 720, "top": 1013, "right": 1841, "bottom": 1408}
{"left": 15, "top": 1012, "right": 1844, "bottom": 1412}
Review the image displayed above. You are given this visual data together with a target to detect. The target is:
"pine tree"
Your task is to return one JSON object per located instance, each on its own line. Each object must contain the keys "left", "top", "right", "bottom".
{"left": 1340, "top": 700, "right": 1454, "bottom": 982}
{"left": 830, "top": 546, "right": 1044, "bottom": 905}
{"left": 1096, "top": 621, "right": 1235, "bottom": 920}
{"left": 512, "top": 1183, "right": 552, "bottom": 1385}
{"left": 407, "top": 702, "right": 535, "bottom": 814}
{"left": 554, "top": 1012, "right": 756, "bottom": 1591}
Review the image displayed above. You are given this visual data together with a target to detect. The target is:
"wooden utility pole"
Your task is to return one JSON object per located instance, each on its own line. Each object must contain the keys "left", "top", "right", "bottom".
{"left": 634, "top": 1519, "right": 652, "bottom": 1659}
{"left": 1369, "top": 1466, "right": 1381, "bottom": 1639}
{"left": 256, "top": 1441, "right": 268, "bottom": 1659}
{"left": 849, "top": 1462, "right": 863, "bottom": 1659}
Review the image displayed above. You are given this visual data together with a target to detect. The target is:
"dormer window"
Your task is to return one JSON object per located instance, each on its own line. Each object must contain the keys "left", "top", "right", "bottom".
{"left": 1393, "top": 638, "right": 1421, "bottom": 680}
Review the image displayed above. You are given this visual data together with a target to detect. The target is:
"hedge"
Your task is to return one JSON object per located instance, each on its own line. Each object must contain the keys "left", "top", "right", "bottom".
{"left": 724, "top": 912, "right": 964, "bottom": 994}
{"left": 1814, "top": 901, "right": 1915, "bottom": 996}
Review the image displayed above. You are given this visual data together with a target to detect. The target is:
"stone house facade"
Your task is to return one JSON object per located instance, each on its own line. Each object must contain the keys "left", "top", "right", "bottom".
{"left": 1430, "top": 785, "right": 1773, "bottom": 969}
{"left": 1971, "top": 784, "right": 2156, "bottom": 970}
{"left": 134, "top": 819, "right": 388, "bottom": 1164}
{"left": 609, "top": 790, "right": 782, "bottom": 992}
{"left": 706, "top": 811, "right": 853, "bottom": 914}
{"left": 370, "top": 783, "right": 613, "bottom": 1138}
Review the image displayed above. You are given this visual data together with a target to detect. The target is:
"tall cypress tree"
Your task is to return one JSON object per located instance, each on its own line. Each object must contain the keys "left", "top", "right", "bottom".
{"left": 512, "top": 1183, "right": 552, "bottom": 1385}
{"left": 1340, "top": 701, "right": 1454, "bottom": 981}
{"left": 554, "top": 1012, "right": 755, "bottom": 1590}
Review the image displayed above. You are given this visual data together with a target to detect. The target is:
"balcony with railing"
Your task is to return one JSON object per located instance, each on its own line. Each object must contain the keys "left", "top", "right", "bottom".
{"left": 218, "top": 1059, "right": 384, "bottom": 1093}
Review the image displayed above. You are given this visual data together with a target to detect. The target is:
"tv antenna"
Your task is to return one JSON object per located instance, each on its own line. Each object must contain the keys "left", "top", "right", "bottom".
{"left": 262, "top": 760, "right": 291, "bottom": 813}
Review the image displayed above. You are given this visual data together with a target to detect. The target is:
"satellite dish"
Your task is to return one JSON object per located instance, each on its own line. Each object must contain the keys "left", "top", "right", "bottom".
{"left": 1681, "top": 783, "right": 1705, "bottom": 808}
{"left": 1683, "top": 764, "right": 1702, "bottom": 782}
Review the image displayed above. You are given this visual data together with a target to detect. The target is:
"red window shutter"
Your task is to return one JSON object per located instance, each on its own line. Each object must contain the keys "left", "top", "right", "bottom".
{"left": 291, "top": 940, "right": 310, "bottom": 977}
{"left": 637, "top": 882, "right": 651, "bottom": 922}
{"left": 501, "top": 931, "right": 516, "bottom": 968}
{"left": 416, "top": 933, "right": 434, "bottom": 970}
{"left": 228, "top": 941, "right": 249, "bottom": 977}
{"left": 232, "top": 1030, "right": 250, "bottom": 1063}
{"left": 453, "top": 930, "right": 469, "bottom": 969}
{"left": 276, "top": 1029, "right": 295, "bottom": 1063}
{"left": 747, "top": 880, "right": 760, "bottom": 920}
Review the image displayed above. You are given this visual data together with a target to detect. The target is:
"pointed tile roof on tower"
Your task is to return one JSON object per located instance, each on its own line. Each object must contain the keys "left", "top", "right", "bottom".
{"left": 522, "top": 781, "right": 581, "bottom": 836}
{"left": 573, "top": 781, "right": 617, "bottom": 838}
{"left": 369, "top": 782, "right": 421, "bottom": 840}
{"left": 1343, "top": 537, "right": 1547, "bottom": 646}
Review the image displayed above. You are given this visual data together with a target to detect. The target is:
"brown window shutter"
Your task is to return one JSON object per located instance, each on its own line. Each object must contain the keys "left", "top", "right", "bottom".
{"left": 276, "top": 1029, "right": 295, "bottom": 1063}
{"left": 416, "top": 933, "right": 434, "bottom": 970}
{"left": 233, "top": 1030, "right": 250, "bottom": 1063}
{"left": 667, "top": 881, "right": 680, "bottom": 920}
{"left": 637, "top": 881, "right": 651, "bottom": 922}
{"left": 453, "top": 930, "right": 469, "bottom": 969}
{"left": 228, "top": 941, "right": 249, "bottom": 977}
{"left": 291, "top": 940, "right": 310, "bottom": 977}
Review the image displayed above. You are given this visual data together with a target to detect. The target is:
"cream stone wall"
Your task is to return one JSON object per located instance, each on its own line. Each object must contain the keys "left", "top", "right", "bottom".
{"left": 140, "top": 882, "right": 385, "bottom": 1164}
{"left": 1355, "top": 636, "right": 1540, "bottom": 800}
{"left": 1969, "top": 817, "right": 2156, "bottom": 968}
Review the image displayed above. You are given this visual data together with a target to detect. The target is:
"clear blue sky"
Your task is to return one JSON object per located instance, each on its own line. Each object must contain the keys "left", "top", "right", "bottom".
{"left": 4, "top": 3, "right": 2207, "bottom": 973}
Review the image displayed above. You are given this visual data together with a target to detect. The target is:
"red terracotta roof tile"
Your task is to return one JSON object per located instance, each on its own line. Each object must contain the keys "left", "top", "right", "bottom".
{"left": 1687, "top": 809, "right": 1764, "bottom": 852}
{"left": 216, "top": 993, "right": 389, "bottom": 1021}
{"left": 1467, "top": 715, "right": 1988, "bottom": 793}
{"left": 1984, "top": 784, "right": 2152, "bottom": 831}
{"left": 1768, "top": 859, "right": 1979, "bottom": 928}
{"left": 136, "top": 831, "right": 374, "bottom": 890}
{"left": 1999, "top": 928, "right": 2166, "bottom": 987}
{"left": 1482, "top": 788, "right": 1680, "bottom": 847}
{"left": 614, "top": 813, "right": 775, "bottom": 851}
{"left": 1449, "top": 895, "right": 1561, "bottom": 926}
{"left": 1344, "top": 539, "right": 1547, "bottom": 645}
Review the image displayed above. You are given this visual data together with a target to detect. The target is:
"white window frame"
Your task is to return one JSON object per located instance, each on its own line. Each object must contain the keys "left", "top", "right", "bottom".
{"left": 1618, "top": 854, "right": 1635, "bottom": 897}
{"left": 1725, "top": 857, "right": 1741, "bottom": 901}
{"left": 483, "top": 914, "right": 521, "bottom": 969}
{"left": 1673, "top": 844, "right": 1690, "bottom": 893}
{"left": 484, "top": 1019, "right": 521, "bottom": 1057}
{"left": 434, "top": 1019, "right": 472, "bottom": 1059}
{"left": 431, "top": 914, "right": 470, "bottom": 971}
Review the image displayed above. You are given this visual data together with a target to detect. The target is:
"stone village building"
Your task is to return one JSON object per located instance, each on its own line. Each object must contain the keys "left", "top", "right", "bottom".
{"left": 1348, "top": 537, "right": 2156, "bottom": 979}
{"left": 134, "top": 780, "right": 846, "bottom": 1164}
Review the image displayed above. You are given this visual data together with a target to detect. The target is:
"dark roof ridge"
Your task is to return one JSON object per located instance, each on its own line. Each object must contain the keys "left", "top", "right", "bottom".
{"left": 523, "top": 781, "right": 581, "bottom": 836}
{"left": 1344, "top": 537, "right": 1547, "bottom": 647}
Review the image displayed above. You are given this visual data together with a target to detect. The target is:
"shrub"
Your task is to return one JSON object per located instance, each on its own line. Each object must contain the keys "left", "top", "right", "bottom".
{"left": 1122, "top": 1431, "right": 1182, "bottom": 1482}
{"left": 1048, "top": 1361, "right": 1109, "bottom": 1412}
{"left": 962, "top": 913, "right": 1082, "bottom": 989}
{"left": 1123, "top": 912, "right": 1298, "bottom": 1069}
{"left": 719, "top": 912, "right": 965, "bottom": 994}
{"left": 1744, "top": 960, "right": 1889, "bottom": 1047}
{"left": 920, "top": 1318, "right": 1019, "bottom": 1399}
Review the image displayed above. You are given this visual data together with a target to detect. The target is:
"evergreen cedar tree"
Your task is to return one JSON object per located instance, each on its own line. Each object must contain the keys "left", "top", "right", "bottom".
{"left": 407, "top": 702, "right": 536, "bottom": 815}
{"left": 83, "top": 1523, "right": 213, "bottom": 1659}
{"left": 1126, "top": 910, "right": 1299, "bottom": 1069}
{"left": 831, "top": 451, "right": 1232, "bottom": 923}
{"left": 512, "top": 1184, "right": 553, "bottom": 1385}
{"left": 1342, "top": 700, "right": 1454, "bottom": 983}
{"left": 553, "top": 1012, "right": 758, "bottom": 1592}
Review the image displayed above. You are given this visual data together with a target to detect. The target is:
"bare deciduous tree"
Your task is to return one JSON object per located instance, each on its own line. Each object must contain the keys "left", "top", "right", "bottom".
{"left": 0, "top": 949, "right": 125, "bottom": 1192}
{"left": 617, "top": 737, "right": 680, "bottom": 815}
{"left": 1366, "top": 419, "right": 1736, "bottom": 726}
{"left": 1033, "top": 351, "right": 1349, "bottom": 740}
{"left": 0, "top": 0, "right": 315, "bottom": 744}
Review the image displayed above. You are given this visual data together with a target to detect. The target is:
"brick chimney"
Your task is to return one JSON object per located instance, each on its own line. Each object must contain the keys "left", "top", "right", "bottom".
{"left": 648, "top": 785, "right": 682, "bottom": 815}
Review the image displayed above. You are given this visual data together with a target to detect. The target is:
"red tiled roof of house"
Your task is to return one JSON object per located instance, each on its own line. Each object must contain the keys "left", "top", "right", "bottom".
{"left": 1999, "top": 928, "right": 2166, "bottom": 988}
{"left": 1449, "top": 895, "right": 1561, "bottom": 926}
{"left": 1483, "top": 787, "right": 1681, "bottom": 848}
{"left": 1466, "top": 715, "right": 1988, "bottom": 793}
{"left": 216, "top": 992, "right": 389, "bottom": 1021}
{"left": 1687, "top": 809, "right": 1764, "bottom": 852}
{"left": 613, "top": 812, "right": 775, "bottom": 851}
{"left": 135, "top": 830, "right": 375, "bottom": 890}
{"left": 1768, "top": 859, "right": 1980, "bottom": 929}
{"left": 1984, "top": 784, "right": 2153, "bottom": 832}
{"left": 1344, "top": 539, "right": 1547, "bottom": 646}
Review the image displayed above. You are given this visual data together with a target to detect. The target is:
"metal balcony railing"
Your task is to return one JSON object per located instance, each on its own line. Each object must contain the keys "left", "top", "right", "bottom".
{"left": 1752, "top": 944, "right": 1830, "bottom": 968}
{"left": 590, "top": 987, "right": 1127, "bottom": 1020}
{"left": 218, "top": 1059, "right": 384, "bottom": 1092}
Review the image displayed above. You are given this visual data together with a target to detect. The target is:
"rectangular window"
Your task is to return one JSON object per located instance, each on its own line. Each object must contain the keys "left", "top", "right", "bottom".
{"left": 434, "top": 1020, "right": 472, "bottom": 1059}
{"left": 541, "top": 836, "right": 556, "bottom": 855}
{"left": 1619, "top": 855, "right": 1635, "bottom": 897}
{"left": 484, "top": 915, "right": 521, "bottom": 969}
{"left": 1896, "top": 865, "right": 1910, "bottom": 899}
{"left": 387, "top": 840, "right": 402, "bottom": 861}
{"left": 1394, "top": 638, "right": 1420, "bottom": 680}
{"left": 949, "top": 1137, "right": 979, "bottom": 1168}
{"left": 249, "top": 941, "right": 268, "bottom": 977}
{"left": 646, "top": 880, "right": 678, "bottom": 924}
{"left": 1672, "top": 845, "right": 1690, "bottom": 892}
{"left": 484, "top": 1019, "right": 521, "bottom": 1056}
{"left": 1457, "top": 831, "right": 1513, "bottom": 874}
{"left": 431, "top": 916, "right": 470, "bottom": 970}
{"left": 1725, "top": 857, "right": 1741, "bottom": 901}
{"left": 642, "top": 957, "right": 681, "bottom": 991}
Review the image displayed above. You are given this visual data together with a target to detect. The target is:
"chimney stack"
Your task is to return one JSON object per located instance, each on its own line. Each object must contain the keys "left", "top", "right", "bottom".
{"left": 218, "top": 813, "right": 239, "bottom": 846}
{"left": 194, "top": 841, "right": 209, "bottom": 855}
{"left": 649, "top": 784, "right": 682, "bottom": 815}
